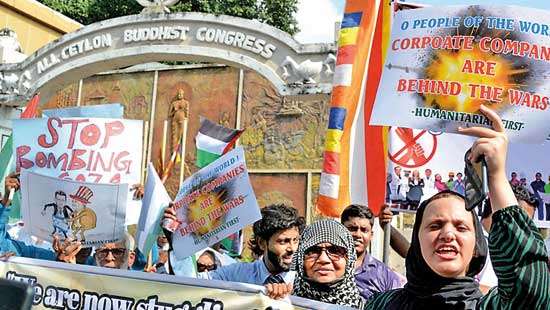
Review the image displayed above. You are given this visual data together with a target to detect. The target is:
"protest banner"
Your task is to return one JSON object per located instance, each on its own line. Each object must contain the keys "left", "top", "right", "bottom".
{"left": 42, "top": 104, "right": 124, "bottom": 119}
{"left": 136, "top": 163, "right": 171, "bottom": 255}
{"left": 170, "top": 146, "right": 261, "bottom": 260}
{"left": 0, "top": 257, "right": 337, "bottom": 310}
{"left": 370, "top": 5, "right": 550, "bottom": 142}
{"left": 12, "top": 117, "right": 143, "bottom": 224}
{"left": 20, "top": 170, "right": 128, "bottom": 247}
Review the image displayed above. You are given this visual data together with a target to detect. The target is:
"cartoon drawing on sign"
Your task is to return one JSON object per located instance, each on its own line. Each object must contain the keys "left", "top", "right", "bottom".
{"left": 68, "top": 186, "right": 97, "bottom": 242}
{"left": 41, "top": 191, "right": 74, "bottom": 239}
{"left": 389, "top": 128, "right": 437, "bottom": 168}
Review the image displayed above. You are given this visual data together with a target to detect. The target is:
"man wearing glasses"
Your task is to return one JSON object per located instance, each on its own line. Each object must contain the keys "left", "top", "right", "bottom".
{"left": 94, "top": 234, "right": 133, "bottom": 269}
{"left": 341, "top": 204, "right": 404, "bottom": 299}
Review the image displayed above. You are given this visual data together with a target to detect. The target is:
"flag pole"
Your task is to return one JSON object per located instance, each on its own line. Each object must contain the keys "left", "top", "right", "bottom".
{"left": 382, "top": 220, "right": 391, "bottom": 264}
{"left": 179, "top": 119, "right": 188, "bottom": 186}
{"left": 382, "top": 200, "right": 391, "bottom": 264}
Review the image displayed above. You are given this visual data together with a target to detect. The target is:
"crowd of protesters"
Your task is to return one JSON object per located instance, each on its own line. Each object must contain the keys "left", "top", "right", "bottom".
{"left": 0, "top": 106, "right": 549, "bottom": 309}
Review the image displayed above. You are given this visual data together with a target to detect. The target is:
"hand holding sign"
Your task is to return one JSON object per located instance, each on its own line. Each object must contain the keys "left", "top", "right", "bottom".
{"left": 458, "top": 105, "right": 516, "bottom": 211}
{"left": 2, "top": 173, "right": 20, "bottom": 206}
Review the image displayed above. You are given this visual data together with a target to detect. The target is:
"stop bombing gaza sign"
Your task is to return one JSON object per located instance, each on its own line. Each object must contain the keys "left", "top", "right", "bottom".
{"left": 13, "top": 117, "right": 143, "bottom": 224}
{"left": 370, "top": 5, "right": 550, "bottom": 143}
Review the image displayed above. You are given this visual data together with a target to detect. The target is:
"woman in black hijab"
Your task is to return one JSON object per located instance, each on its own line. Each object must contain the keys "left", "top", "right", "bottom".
{"left": 364, "top": 106, "right": 549, "bottom": 309}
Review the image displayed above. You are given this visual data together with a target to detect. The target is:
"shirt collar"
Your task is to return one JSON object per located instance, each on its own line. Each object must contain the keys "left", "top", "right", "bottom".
{"left": 356, "top": 252, "right": 377, "bottom": 273}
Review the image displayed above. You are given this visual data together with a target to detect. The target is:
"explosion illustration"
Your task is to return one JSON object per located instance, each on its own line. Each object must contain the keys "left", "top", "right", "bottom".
{"left": 418, "top": 6, "right": 532, "bottom": 113}
{"left": 186, "top": 189, "right": 227, "bottom": 235}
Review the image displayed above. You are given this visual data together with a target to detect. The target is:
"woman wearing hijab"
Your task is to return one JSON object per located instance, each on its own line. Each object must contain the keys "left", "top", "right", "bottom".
{"left": 266, "top": 219, "right": 363, "bottom": 307}
{"left": 364, "top": 105, "right": 549, "bottom": 309}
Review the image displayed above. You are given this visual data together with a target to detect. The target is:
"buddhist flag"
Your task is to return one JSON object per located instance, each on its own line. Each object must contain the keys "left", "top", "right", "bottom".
{"left": 317, "top": 0, "right": 391, "bottom": 217}
{"left": 195, "top": 117, "right": 243, "bottom": 168}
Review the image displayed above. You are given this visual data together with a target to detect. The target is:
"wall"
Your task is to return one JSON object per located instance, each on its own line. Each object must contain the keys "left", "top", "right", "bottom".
{"left": 0, "top": 0, "right": 81, "bottom": 55}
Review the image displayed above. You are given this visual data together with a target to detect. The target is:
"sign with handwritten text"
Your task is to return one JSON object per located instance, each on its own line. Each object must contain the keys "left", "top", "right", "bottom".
{"left": 13, "top": 117, "right": 142, "bottom": 187}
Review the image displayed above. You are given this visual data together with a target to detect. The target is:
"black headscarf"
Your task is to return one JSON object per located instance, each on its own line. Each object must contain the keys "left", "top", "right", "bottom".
{"left": 382, "top": 190, "right": 488, "bottom": 309}
{"left": 291, "top": 219, "right": 363, "bottom": 308}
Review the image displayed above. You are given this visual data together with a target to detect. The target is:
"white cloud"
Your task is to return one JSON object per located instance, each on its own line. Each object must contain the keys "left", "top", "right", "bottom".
{"left": 294, "top": 0, "right": 342, "bottom": 44}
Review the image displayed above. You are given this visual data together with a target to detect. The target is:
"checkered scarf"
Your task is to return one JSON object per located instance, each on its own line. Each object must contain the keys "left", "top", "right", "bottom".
{"left": 291, "top": 219, "right": 362, "bottom": 308}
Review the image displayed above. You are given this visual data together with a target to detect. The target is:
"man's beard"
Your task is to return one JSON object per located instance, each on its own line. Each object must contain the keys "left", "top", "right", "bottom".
{"left": 266, "top": 248, "right": 291, "bottom": 272}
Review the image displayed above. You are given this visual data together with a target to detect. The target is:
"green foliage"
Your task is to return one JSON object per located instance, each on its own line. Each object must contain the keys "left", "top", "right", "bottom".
{"left": 38, "top": 0, "right": 298, "bottom": 35}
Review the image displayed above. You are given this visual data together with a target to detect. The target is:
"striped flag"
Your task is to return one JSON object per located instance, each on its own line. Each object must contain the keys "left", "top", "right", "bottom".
{"left": 1, "top": 94, "right": 40, "bottom": 221}
{"left": 195, "top": 117, "right": 243, "bottom": 168}
{"left": 317, "top": 0, "right": 391, "bottom": 217}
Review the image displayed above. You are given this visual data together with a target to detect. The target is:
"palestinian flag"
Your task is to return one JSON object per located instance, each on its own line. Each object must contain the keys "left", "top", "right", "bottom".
{"left": 195, "top": 117, "right": 243, "bottom": 168}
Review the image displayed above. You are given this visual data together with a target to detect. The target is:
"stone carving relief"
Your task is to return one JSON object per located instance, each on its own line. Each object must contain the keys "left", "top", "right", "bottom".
{"left": 280, "top": 54, "right": 336, "bottom": 84}
{"left": 241, "top": 74, "right": 330, "bottom": 169}
{"left": 0, "top": 70, "right": 31, "bottom": 95}
{"left": 168, "top": 89, "right": 189, "bottom": 154}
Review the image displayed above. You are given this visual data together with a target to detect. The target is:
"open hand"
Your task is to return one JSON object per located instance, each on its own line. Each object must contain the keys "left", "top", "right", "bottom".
{"left": 131, "top": 184, "right": 144, "bottom": 200}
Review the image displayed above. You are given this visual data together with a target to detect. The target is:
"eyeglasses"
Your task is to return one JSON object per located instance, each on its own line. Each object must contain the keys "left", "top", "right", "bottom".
{"left": 304, "top": 245, "right": 347, "bottom": 261}
{"left": 96, "top": 248, "right": 127, "bottom": 260}
{"left": 197, "top": 263, "right": 217, "bottom": 272}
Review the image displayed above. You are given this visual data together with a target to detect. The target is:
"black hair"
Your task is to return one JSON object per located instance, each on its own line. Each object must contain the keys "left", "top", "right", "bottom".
{"left": 55, "top": 191, "right": 66, "bottom": 199}
{"left": 201, "top": 250, "right": 216, "bottom": 262}
{"left": 340, "top": 204, "right": 375, "bottom": 226}
{"left": 248, "top": 204, "right": 305, "bottom": 256}
{"left": 480, "top": 198, "right": 493, "bottom": 220}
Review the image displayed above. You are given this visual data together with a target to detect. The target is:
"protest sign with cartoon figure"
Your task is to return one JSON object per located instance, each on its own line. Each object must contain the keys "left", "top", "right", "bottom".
{"left": 13, "top": 117, "right": 143, "bottom": 225}
{"left": 21, "top": 170, "right": 128, "bottom": 247}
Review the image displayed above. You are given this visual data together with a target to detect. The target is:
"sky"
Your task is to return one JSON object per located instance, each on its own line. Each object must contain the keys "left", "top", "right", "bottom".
{"left": 294, "top": 0, "right": 550, "bottom": 44}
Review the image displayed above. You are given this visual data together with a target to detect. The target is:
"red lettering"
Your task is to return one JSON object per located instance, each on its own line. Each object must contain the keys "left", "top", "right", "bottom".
{"left": 397, "top": 79, "right": 407, "bottom": 91}
{"left": 89, "top": 173, "right": 103, "bottom": 183}
{"left": 113, "top": 151, "right": 131, "bottom": 173}
{"left": 47, "top": 153, "right": 69, "bottom": 171}
{"left": 16, "top": 145, "right": 33, "bottom": 171}
{"left": 92, "top": 152, "right": 114, "bottom": 172}
{"left": 68, "top": 149, "right": 86, "bottom": 170}
{"left": 392, "top": 39, "right": 400, "bottom": 51}
{"left": 38, "top": 117, "right": 60, "bottom": 148}
{"left": 35, "top": 152, "right": 47, "bottom": 168}
{"left": 75, "top": 174, "right": 86, "bottom": 182}
{"left": 101, "top": 121, "right": 125, "bottom": 148}
{"left": 61, "top": 119, "right": 89, "bottom": 149}
{"left": 109, "top": 174, "right": 121, "bottom": 184}
{"left": 80, "top": 124, "right": 101, "bottom": 146}
{"left": 58, "top": 172, "right": 70, "bottom": 179}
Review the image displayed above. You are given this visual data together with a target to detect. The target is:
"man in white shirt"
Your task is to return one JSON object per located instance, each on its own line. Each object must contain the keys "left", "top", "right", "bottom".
{"left": 389, "top": 166, "right": 407, "bottom": 203}
{"left": 422, "top": 168, "right": 437, "bottom": 199}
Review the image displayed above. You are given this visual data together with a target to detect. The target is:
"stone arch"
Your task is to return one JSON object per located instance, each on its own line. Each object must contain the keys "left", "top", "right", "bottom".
{"left": 0, "top": 12, "right": 335, "bottom": 106}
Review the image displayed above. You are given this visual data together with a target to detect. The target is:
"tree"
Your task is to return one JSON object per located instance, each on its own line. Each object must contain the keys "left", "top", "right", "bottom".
{"left": 38, "top": 0, "right": 299, "bottom": 35}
